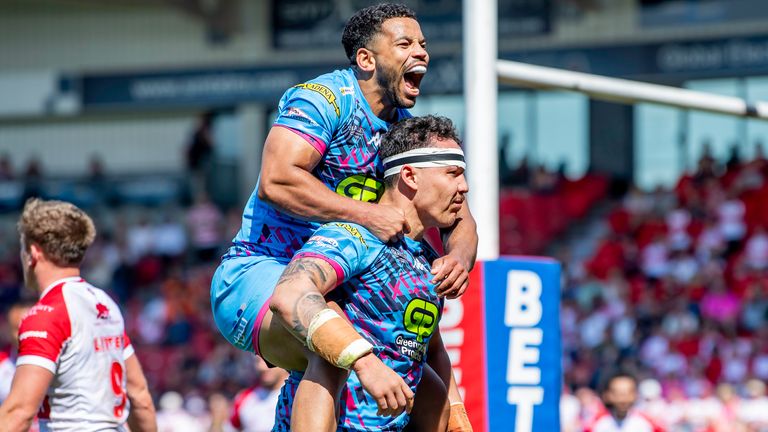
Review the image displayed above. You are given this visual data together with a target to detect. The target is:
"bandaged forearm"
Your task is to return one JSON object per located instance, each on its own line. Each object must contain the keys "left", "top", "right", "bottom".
{"left": 448, "top": 402, "right": 473, "bottom": 432}
{"left": 306, "top": 309, "right": 373, "bottom": 369}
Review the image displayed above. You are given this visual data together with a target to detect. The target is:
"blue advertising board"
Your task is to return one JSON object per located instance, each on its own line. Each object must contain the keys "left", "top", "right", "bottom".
{"left": 483, "top": 258, "right": 561, "bottom": 432}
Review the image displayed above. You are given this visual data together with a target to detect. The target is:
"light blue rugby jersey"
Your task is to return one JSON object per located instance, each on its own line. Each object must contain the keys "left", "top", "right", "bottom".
{"left": 272, "top": 223, "right": 443, "bottom": 432}
{"left": 226, "top": 68, "right": 411, "bottom": 261}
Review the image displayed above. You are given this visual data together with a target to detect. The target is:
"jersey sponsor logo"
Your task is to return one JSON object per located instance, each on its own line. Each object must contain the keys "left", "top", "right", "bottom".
{"left": 25, "top": 304, "right": 54, "bottom": 317}
{"left": 19, "top": 330, "right": 48, "bottom": 341}
{"left": 333, "top": 223, "right": 367, "bottom": 247}
{"left": 232, "top": 303, "right": 249, "bottom": 347}
{"left": 339, "top": 86, "right": 354, "bottom": 96}
{"left": 284, "top": 107, "right": 318, "bottom": 126}
{"left": 395, "top": 334, "right": 428, "bottom": 362}
{"left": 96, "top": 303, "right": 110, "bottom": 320}
{"left": 335, "top": 175, "right": 383, "bottom": 203}
{"left": 93, "top": 335, "right": 125, "bottom": 352}
{"left": 294, "top": 83, "right": 340, "bottom": 117}
{"left": 306, "top": 235, "right": 339, "bottom": 249}
{"left": 403, "top": 299, "right": 439, "bottom": 343}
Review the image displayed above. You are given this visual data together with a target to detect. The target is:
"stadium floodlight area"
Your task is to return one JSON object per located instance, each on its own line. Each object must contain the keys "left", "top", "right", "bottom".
{"left": 497, "top": 60, "right": 768, "bottom": 120}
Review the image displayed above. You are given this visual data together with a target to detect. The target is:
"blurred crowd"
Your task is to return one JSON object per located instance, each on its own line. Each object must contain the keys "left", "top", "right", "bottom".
{"left": 559, "top": 144, "right": 768, "bottom": 431}
{"left": 2, "top": 137, "right": 768, "bottom": 430}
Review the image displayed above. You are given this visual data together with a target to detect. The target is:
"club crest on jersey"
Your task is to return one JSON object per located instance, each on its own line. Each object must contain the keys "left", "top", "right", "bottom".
{"left": 96, "top": 303, "right": 110, "bottom": 320}
{"left": 294, "top": 83, "right": 340, "bottom": 117}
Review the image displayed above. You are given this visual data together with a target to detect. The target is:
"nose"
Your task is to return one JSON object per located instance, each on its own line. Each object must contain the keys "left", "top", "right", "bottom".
{"left": 457, "top": 173, "right": 469, "bottom": 194}
{"left": 412, "top": 43, "right": 428, "bottom": 63}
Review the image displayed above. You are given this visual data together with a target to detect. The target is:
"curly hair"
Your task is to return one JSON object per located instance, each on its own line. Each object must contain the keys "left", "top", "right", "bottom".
{"left": 380, "top": 115, "right": 462, "bottom": 186}
{"left": 342, "top": 3, "right": 417, "bottom": 65}
{"left": 18, "top": 198, "right": 96, "bottom": 267}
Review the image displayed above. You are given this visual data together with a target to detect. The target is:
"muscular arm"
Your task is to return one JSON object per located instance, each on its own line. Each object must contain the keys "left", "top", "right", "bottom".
{"left": 441, "top": 201, "right": 478, "bottom": 272}
{"left": 269, "top": 256, "right": 414, "bottom": 415}
{"left": 431, "top": 202, "right": 478, "bottom": 299}
{"left": 259, "top": 127, "right": 376, "bottom": 226}
{"left": 258, "top": 127, "right": 407, "bottom": 242}
{"left": 0, "top": 365, "right": 52, "bottom": 432}
{"left": 125, "top": 354, "right": 157, "bottom": 432}
{"left": 268, "top": 256, "right": 338, "bottom": 343}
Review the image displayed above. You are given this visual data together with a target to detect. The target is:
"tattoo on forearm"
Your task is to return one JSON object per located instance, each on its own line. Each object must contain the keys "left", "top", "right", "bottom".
{"left": 275, "top": 258, "right": 333, "bottom": 341}
{"left": 291, "top": 293, "right": 327, "bottom": 340}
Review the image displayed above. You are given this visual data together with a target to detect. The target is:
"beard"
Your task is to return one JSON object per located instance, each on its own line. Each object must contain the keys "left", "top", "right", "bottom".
{"left": 376, "top": 64, "right": 413, "bottom": 109}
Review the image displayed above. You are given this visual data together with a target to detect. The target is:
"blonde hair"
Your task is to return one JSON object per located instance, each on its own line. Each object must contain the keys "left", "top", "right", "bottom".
{"left": 18, "top": 198, "right": 96, "bottom": 267}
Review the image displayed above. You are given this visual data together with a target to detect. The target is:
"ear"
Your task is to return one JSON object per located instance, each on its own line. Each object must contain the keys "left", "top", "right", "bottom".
{"left": 355, "top": 47, "right": 376, "bottom": 72}
{"left": 28, "top": 243, "right": 44, "bottom": 266}
{"left": 400, "top": 165, "right": 419, "bottom": 190}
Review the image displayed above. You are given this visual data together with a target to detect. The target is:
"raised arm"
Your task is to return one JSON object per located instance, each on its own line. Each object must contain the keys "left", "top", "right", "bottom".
{"left": 0, "top": 365, "right": 52, "bottom": 432}
{"left": 268, "top": 256, "right": 414, "bottom": 416}
{"left": 258, "top": 127, "right": 408, "bottom": 242}
{"left": 433, "top": 201, "right": 478, "bottom": 299}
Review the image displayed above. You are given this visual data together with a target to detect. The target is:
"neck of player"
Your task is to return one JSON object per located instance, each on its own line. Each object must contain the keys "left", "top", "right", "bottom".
{"left": 378, "top": 190, "right": 424, "bottom": 242}
{"left": 356, "top": 75, "right": 400, "bottom": 123}
{"left": 35, "top": 264, "right": 81, "bottom": 295}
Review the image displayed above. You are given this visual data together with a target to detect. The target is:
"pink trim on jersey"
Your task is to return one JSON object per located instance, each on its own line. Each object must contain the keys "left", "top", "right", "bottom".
{"left": 252, "top": 299, "right": 273, "bottom": 358}
{"left": 274, "top": 125, "right": 328, "bottom": 155}
{"left": 17, "top": 282, "right": 72, "bottom": 373}
{"left": 294, "top": 252, "right": 345, "bottom": 284}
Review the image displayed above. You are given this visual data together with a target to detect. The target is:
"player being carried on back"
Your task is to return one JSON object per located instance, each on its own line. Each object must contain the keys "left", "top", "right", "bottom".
{"left": 269, "top": 115, "right": 473, "bottom": 431}
{"left": 210, "top": 3, "right": 477, "bottom": 431}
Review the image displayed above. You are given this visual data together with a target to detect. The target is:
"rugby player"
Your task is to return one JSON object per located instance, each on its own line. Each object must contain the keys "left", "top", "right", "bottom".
{"left": 0, "top": 199, "right": 156, "bottom": 432}
{"left": 210, "top": 3, "right": 477, "bottom": 430}
{"left": 268, "top": 115, "right": 472, "bottom": 431}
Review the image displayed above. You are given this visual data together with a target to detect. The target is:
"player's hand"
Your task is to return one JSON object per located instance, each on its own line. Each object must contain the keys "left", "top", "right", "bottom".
{"left": 352, "top": 353, "right": 414, "bottom": 417}
{"left": 431, "top": 254, "right": 470, "bottom": 299}
{"left": 363, "top": 205, "right": 410, "bottom": 243}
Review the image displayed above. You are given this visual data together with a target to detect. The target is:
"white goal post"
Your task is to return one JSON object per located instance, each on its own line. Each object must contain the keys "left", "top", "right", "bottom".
{"left": 464, "top": 2, "right": 768, "bottom": 261}
{"left": 497, "top": 60, "right": 768, "bottom": 120}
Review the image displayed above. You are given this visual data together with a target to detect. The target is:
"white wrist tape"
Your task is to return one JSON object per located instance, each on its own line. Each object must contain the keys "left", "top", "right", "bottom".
{"left": 305, "top": 308, "right": 374, "bottom": 369}
{"left": 336, "top": 339, "right": 374, "bottom": 370}
{"left": 306, "top": 308, "right": 340, "bottom": 352}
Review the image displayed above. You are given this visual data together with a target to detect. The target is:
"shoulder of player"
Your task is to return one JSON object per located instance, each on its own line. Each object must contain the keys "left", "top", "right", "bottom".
{"left": 24, "top": 283, "right": 68, "bottom": 322}
{"left": 317, "top": 222, "right": 382, "bottom": 248}
{"left": 290, "top": 70, "right": 355, "bottom": 107}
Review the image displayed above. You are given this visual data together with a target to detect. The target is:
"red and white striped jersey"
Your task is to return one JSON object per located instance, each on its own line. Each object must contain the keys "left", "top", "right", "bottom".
{"left": 585, "top": 409, "right": 665, "bottom": 432}
{"left": 17, "top": 277, "right": 134, "bottom": 432}
{"left": 229, "top": 386, "right": 280, "bottom": 432}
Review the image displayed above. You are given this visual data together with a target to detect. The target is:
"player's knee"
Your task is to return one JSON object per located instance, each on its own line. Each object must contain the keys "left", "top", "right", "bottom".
{"left": 268, "top": 295, "right": 290, "bottom": 320}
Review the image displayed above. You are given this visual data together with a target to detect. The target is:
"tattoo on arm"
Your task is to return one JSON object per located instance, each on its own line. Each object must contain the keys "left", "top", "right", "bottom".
{"left": 275, "top": 258, "right": 334, "bottom": 342}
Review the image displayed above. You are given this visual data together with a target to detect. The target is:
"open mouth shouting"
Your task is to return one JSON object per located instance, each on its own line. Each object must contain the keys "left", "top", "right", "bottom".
{"left": 403, "top": 64, "right": 427, "bottom": 99}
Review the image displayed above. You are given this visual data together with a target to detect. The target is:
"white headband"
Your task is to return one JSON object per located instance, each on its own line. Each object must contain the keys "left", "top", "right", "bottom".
{"left": 382, "top": 148, "right": 466, "bottom": 178}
